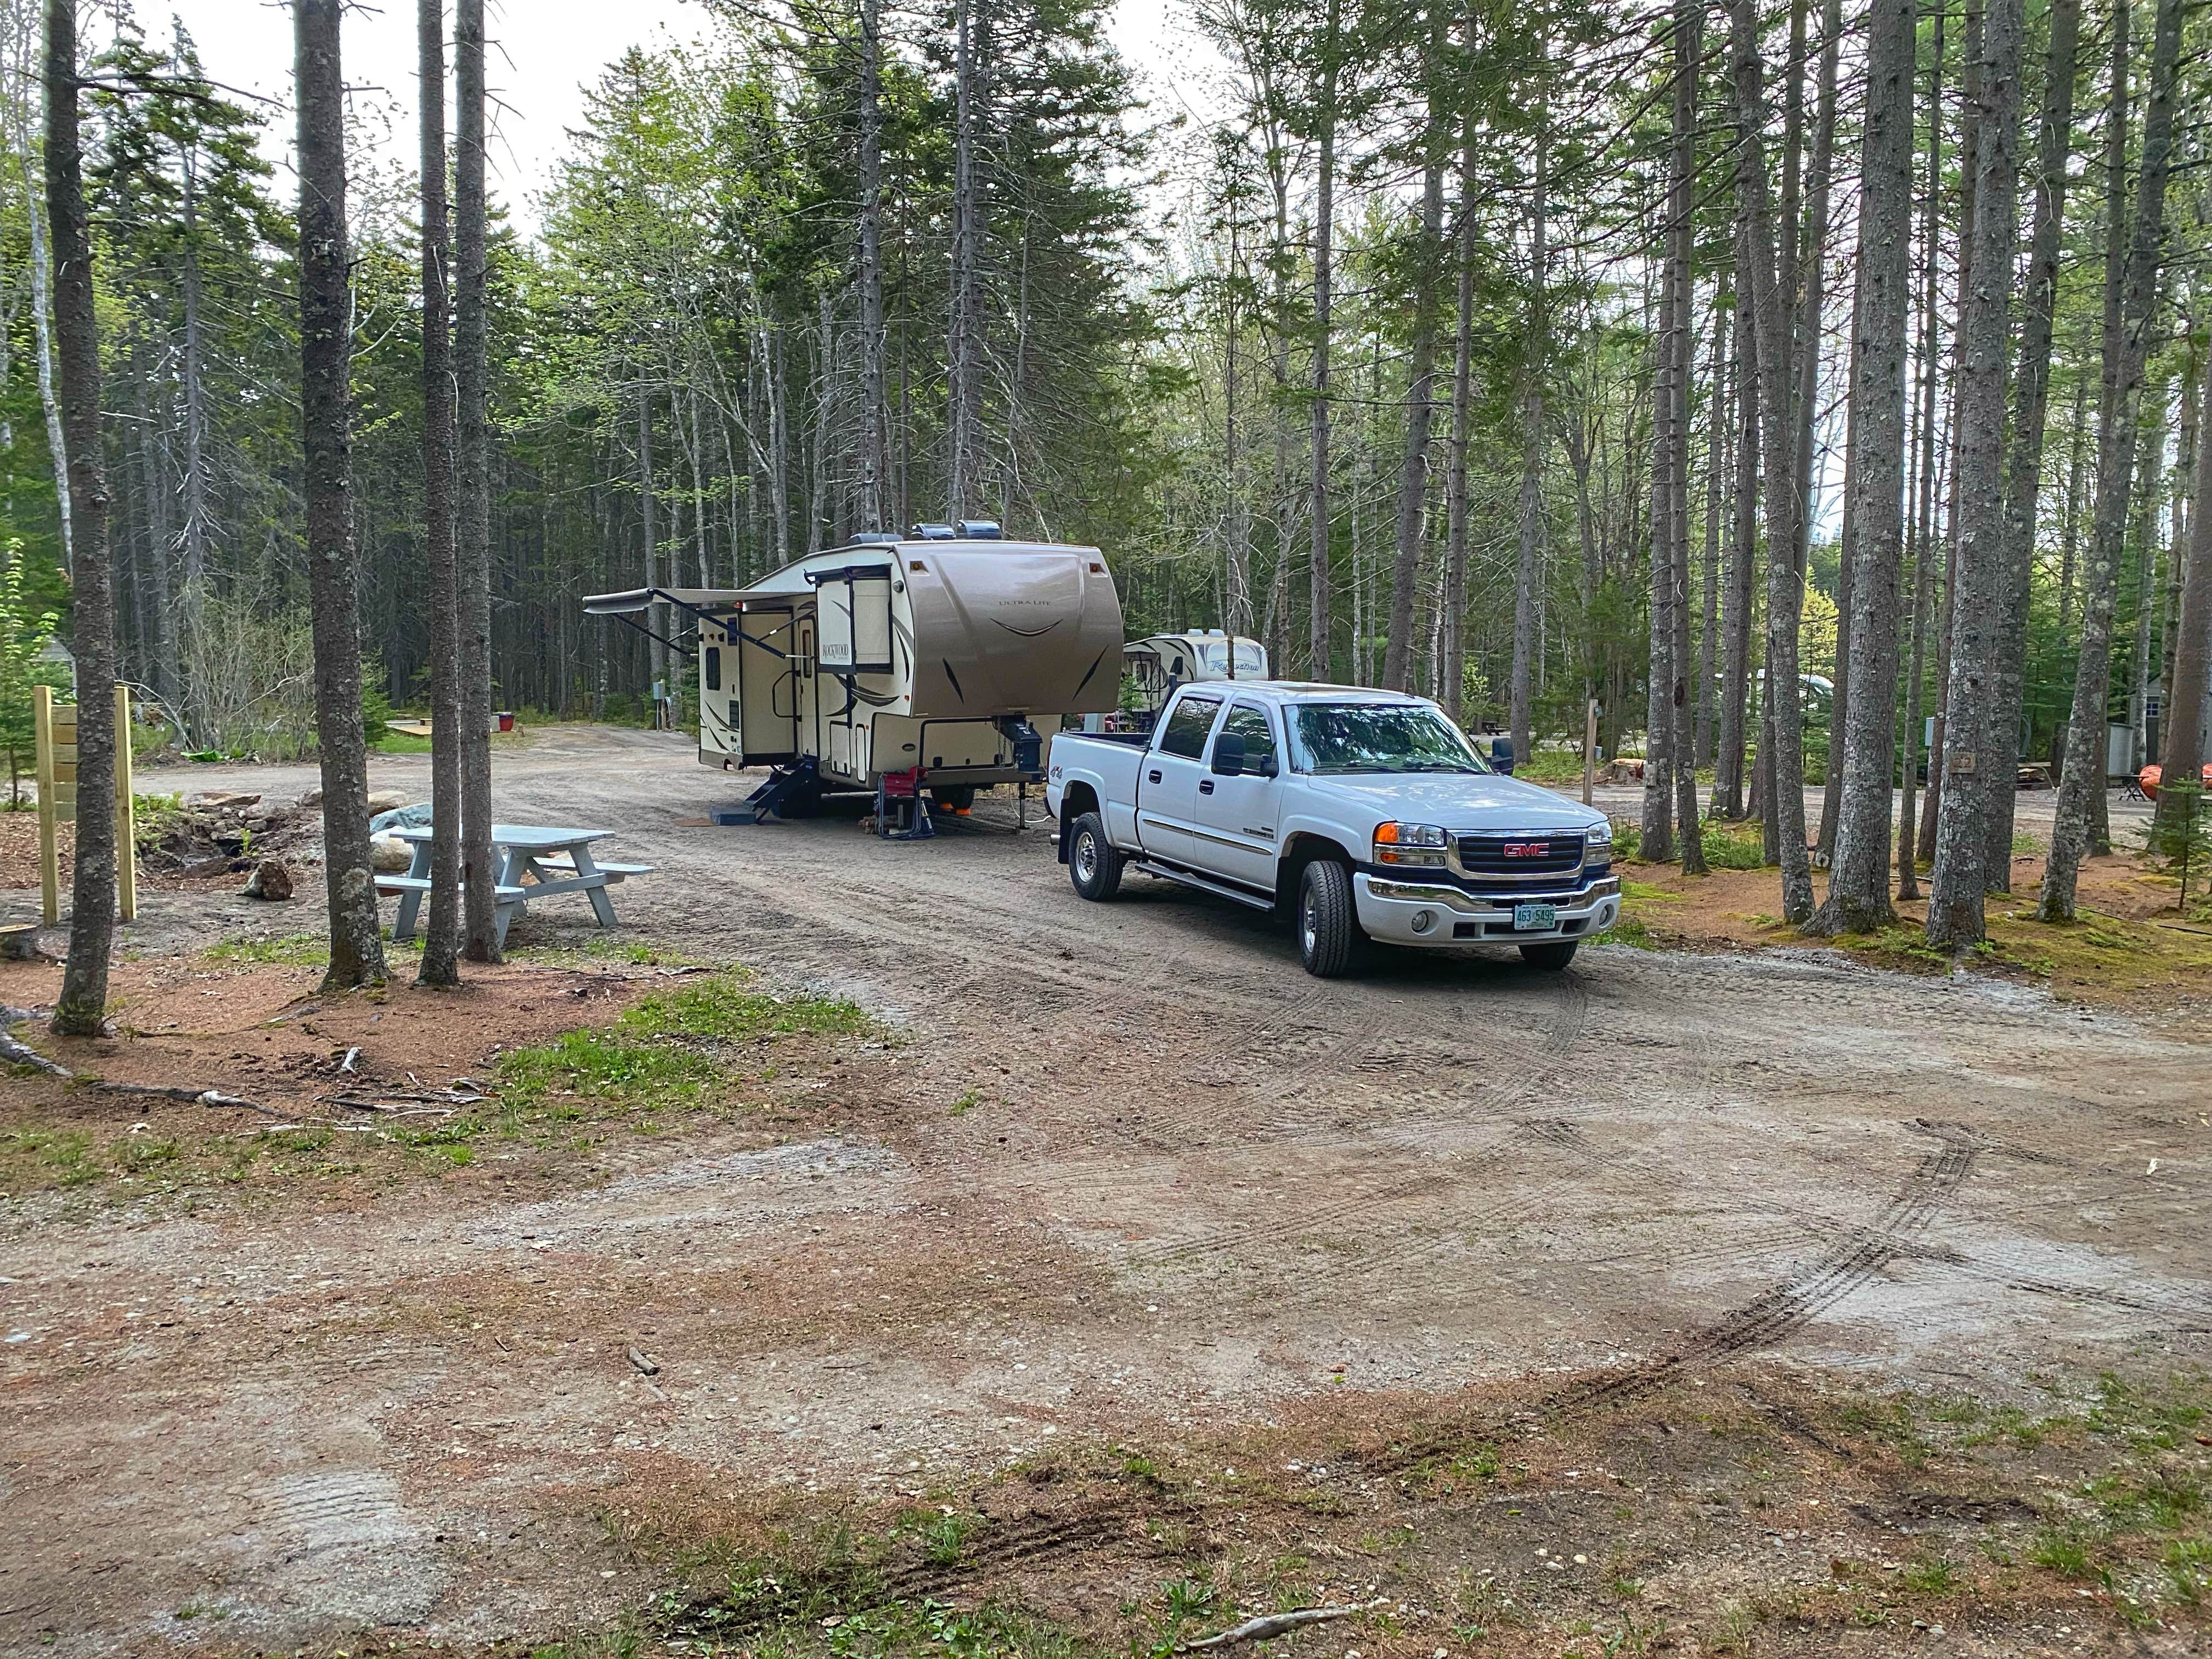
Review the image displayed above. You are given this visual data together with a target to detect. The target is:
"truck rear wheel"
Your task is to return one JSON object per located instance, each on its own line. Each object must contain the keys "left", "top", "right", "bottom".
{"left": 1519, "top": 940, "right": 1579, "bottom": 971}
{"left": 1297, "top": 859, "right": 1363, "bottom": 978}
{"left": 1068, "top": 812, "right": 1124, "bottom": 901}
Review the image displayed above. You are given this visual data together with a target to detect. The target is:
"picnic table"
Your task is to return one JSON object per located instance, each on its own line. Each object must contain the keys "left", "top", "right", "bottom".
{"left": 378, "top": 823, "right": 653, "bottom": 948}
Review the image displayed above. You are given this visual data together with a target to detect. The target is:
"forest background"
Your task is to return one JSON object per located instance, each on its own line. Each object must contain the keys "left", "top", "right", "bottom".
{"left": 0, "top": 0, "right": 2207, "bottom": 947}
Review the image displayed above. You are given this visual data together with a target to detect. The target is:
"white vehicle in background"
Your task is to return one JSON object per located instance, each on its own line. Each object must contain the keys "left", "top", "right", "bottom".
{"left": 1081, "top": 631, "right": 1269, "bottom": 735}
{"left": 1047, "top": 682, "right": 1620, "bottom": 977}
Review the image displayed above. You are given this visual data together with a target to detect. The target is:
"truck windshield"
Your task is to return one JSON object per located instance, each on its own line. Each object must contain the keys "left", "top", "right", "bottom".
{"left": 1289, "top": 703, "right": 1488, "bottom": 775}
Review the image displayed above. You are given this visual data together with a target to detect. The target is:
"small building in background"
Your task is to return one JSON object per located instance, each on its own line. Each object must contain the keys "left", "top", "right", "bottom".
{"left": 35, "top": 637, "right": 75, "bottom": 693}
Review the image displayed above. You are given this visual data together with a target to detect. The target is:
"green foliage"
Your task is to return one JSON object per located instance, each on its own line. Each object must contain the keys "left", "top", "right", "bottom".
{"left": 0, "top": 544, "right": 65, "bottom": 808}
{"left": 2142, "top": 782, "right": 2210, "bottom": 906}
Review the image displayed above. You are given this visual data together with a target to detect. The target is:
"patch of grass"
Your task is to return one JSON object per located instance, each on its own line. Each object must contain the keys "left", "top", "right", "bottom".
{"left": 373, "top": 731, "right": 434, "bottom": 755}
{"left": 1695, "top": 820, "right": 1770, "bottom": 871}
{"left": 2, "top": 967, "right": 871, "bottom": 1201}
{"left": 510, "top": 935, "right": 702, "bottom": 968}
{"left": 2031, "top": 1522, "right": 2096, "bottom": 1579}
{"left": 1899, "top": 1556, "right": 1958, "bottom": 1593}
{"left": 495, "top": 972, "right": 867, "bottom": 1135}
{"left": 950, "top": 1090, "right": 981, "bottom": 1115}
{"left": 202, "top": 933, "right": 331, "bottom": 967}
{"left": 916, "top": 1513, "right": 977, "bottom": 1566}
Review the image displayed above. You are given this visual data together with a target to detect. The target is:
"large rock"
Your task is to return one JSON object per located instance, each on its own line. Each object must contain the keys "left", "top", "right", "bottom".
{"left": 365, "top": 788, "right": 413, "bottom": 815}
{"left": 370, "top": 836, "right": 414, "bottom": 873}
{"left": 242, "top": 860, "right": 295, "bottom": 901}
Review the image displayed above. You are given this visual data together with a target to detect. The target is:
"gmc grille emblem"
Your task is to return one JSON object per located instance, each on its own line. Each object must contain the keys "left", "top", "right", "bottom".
{"left": 1502, "top": 842, "right": 1549, "bottom": 859}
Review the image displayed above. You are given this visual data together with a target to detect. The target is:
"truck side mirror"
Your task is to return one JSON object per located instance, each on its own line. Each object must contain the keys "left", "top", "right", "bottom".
{"left": 1211, "top": 732, "right": 1246, "bottom": 776}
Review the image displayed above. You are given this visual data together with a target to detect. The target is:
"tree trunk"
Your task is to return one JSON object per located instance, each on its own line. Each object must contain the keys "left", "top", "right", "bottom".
{"left": 1506, "top": 98, "right": 1547, "bottom": 751}
{"left": 1224, "top": 204, "right": 1250, "bottom": 638}
{"left": 294, "top": 0, "right": 386, "bottom": 992}
{"left": 1897, "top": 8, "right": 1945, "bottom": 900}
{"left": 178, "top": 149, "right": 210, "bottom": 595}
{"left": 1798, "top": 0, "right": 1843, "bottom": 861}
{"left": 1641, "top": 259, "right": 1676, "bottom": 864}
{"left": 2043, "top": 0, "right": 2181, "bottom": 921}
{"left": 1925, "top": 0, "right": 2024, "bottom": 947}
{"left": 1731, "top": 0, "right": 1815, "bottom": 922}
{"left": 639, "top": 383, "right": 662, "bottom": 679}
{"left": 1441, "top": 70, "right": 1475, "bottom": 724}
{"left": 1385, "top": 40, "right": 1446, "bottom": 695}
{"left": 2128, "top": 385, "right": 2166, "bottom": 774}
{"left": 1716, "top": 220, "right": 1758, "bottom": 821}
{"left": 1699, "top": 275, "right": 1725, "bottom": 772}
{"left": 856, "top": 0, "right": 889, "bottom": 533}
{"left": 14, "top": 122, "right": 70, "bottom": 571}
{"left": 2164, "top": 338, "right": 2212, "bottom": 828}
{"left": 1308, "top": 34, "right": 1340, "bottom": 679}
{"left": 44, "top": 0, "right": 115, "bottom": 1033}
{"left": 455, "top": 0, "right": 498, "bottom": 962}
{"left": 949, "top": 0, "right": 985, "bottom": 518}
{"left": 418, "top": 0, "right": 462, "bottom": 988}
{"left": 2048, "top": 370, "right": 2091, "bottom": 772}
{"left": 1917, "top": 2, "right": 1985, "bottom": 875}
{"left": 1665, "top": 0, "right": 1703, "bottom": 872}
{"left": 1808, "top": 0, "right": 1916, "bottom": 934}
{"left": 1984, "top": 0, "right": 2082, "bottom": 884}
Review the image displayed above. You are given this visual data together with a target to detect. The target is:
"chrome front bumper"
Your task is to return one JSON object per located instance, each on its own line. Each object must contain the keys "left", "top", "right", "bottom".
{"left": 1353, "top": 872, "right": 1622, "bottom": 947}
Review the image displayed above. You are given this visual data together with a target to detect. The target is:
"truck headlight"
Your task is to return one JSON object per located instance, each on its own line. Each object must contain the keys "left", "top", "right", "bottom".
{"left": 1587, "top": 820, "right": 1613, "bottom": 849}
{"left": 1374, "top": 822, "right": 1449, "bottom": 867}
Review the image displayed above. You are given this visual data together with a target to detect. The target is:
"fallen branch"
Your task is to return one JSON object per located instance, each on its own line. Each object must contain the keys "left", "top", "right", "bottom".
{"left": 91, "top": 1081, "right": 286, "bottom": 1118}
{"left": 1, "top": 1028, "right": 69, "bottom": 1076}
{"left": 1176, "top": 1605, "right": 1377, "bottom": 1654}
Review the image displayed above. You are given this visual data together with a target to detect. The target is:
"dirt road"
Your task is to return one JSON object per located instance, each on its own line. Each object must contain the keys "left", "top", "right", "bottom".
{"left": 4, "top": 726, "right": 2208, "bottom": 1653}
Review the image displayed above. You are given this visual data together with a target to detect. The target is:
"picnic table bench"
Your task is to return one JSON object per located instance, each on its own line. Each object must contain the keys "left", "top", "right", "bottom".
{"left": 376, "top": 824, "right": 654, "bottom": 948}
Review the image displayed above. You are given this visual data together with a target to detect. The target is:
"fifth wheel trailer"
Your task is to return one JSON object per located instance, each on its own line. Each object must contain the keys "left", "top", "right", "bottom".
{"left": 584, "top": 527, "right": 1125, "bottom": 811}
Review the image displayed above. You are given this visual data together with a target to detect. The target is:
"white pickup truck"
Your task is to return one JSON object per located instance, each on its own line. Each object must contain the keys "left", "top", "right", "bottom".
{"left": 1047, "top": 681, "right": 1620, "bottom": 977}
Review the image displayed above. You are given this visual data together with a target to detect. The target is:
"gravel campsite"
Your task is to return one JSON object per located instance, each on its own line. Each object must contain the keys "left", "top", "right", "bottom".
{"left": 4, "top": 729, "right": 2209, "bottom": 1657}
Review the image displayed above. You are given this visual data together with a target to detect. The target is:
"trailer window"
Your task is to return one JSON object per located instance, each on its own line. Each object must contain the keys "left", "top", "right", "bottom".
{"left": 1158, "top": 693, "right": 1223, "bottom": 759}
{"left": 704, "top": 646, "right": 722, "bottom": 691}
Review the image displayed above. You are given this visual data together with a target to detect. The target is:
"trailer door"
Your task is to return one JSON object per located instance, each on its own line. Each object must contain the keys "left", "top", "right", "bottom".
{"left": 698, "top": 620, "right": 738, "bottom": 761}
{"left": 736, "top": 607, "right": 798, "bottom": 765}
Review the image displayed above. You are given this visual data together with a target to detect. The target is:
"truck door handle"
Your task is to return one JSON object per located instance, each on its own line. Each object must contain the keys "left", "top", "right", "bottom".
{"left": 1199, "top": 780, "right": 1215, "bottom": 794}
{"left": 1148, "top": 770, "right": 1162, "bottom": 784}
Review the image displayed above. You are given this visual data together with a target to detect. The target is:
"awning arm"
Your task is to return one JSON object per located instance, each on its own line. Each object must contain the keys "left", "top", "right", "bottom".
{"left": 597, "top": 610, "right": 696, "bottom": 661}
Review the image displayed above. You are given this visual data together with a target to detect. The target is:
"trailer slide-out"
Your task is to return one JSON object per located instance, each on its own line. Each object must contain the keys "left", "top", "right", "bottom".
{"left": 585, "top": 528, "right": 1125, "bottom": 806}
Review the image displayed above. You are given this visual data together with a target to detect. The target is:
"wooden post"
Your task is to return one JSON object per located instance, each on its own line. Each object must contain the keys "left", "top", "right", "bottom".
{"left": 1582, "top": 697, "right": 1599, "bottom": 806}
{"left": 35, "top": 683, "right": 56, "bottom": 924}
{"left": 115, "top": 682, "right": 136, "bottom": 922}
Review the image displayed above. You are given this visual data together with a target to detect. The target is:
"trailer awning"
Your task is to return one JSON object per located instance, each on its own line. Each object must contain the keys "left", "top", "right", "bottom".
{"left": 582, "top": 586, "right": 753, "bottom": 616}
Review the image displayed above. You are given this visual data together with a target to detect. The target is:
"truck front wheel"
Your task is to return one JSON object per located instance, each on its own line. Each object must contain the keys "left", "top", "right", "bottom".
{"left": 1297, "top": 859, "right": 1364, "bottom": 977}
{"left": 1519, "top": 940, "right": 1579, "bottom": 971}
{"left": 1068, "top": 812, "right": 1125, "bottom": 900}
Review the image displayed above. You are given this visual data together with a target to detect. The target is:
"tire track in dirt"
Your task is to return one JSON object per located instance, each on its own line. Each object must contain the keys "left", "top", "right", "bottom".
{"left": 1541, "top": 1118, "right": 1983, "bottom": 1418}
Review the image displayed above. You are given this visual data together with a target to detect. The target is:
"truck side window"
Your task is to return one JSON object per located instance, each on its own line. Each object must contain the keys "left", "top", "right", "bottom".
{"left": 1218, "top": 702, "right": 1276, "bottom": 770}
{"left": 1158, "top": 693, "right": 1223, "bottom": 759}
{"left": 705, "top": 646, "right": 723, "bottom": 692}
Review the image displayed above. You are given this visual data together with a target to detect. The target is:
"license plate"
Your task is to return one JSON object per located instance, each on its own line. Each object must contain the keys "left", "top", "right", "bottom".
{"left": 1513, "top": 903, "right": 1557, "bottom": 931}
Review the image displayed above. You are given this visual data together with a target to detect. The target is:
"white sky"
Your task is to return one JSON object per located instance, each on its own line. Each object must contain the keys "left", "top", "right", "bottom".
{"left": 157, "top": 0, "right": 1227, "bottom": 235}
